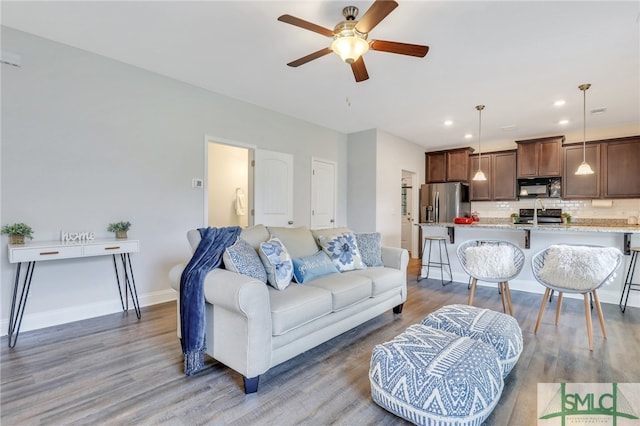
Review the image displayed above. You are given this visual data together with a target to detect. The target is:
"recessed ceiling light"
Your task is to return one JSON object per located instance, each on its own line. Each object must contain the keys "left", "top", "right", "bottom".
{"left": 444, "top": 120, "right": 453, "bottom": 126}
{"left": 464, "top": 133, "right": 473, "bottom": 139}
{"left": 554, "top": 100, "right": 566, "bottom": 107}
{"left": 558, "top": 119, "right": 569, "bottom": 125}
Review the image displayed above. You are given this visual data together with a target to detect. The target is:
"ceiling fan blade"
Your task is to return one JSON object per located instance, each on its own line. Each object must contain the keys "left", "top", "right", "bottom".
{"left": 351, "top": 57, "right": 369, "bottom": 82}
{"left": 277, "top": 14, "right": 334, "bottom": 37}
{"left": 370, "top": 40, "right": 429, "bottom": 57}
{"left": 286, "top": 48, "right": 333, "bottom": 67}
{"left": 355, "top": 0, "right": 399, "bottom": 34}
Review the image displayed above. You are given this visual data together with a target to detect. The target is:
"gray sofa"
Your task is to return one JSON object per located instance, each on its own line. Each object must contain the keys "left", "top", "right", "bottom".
{"left": 169, "top": 224, "right": 408, "bottom": 393}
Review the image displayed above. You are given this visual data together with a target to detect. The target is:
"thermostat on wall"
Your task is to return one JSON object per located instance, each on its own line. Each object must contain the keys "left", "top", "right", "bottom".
{"left": 192, "top": 178, "right": 203, "bottom": 188}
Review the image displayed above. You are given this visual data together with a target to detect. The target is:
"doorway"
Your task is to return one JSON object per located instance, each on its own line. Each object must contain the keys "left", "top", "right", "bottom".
{"left": 206, "top": 140, "right": 253, "bottom": 228}
{"left": 401, "top": 170, "right": 416, "bottom": 256}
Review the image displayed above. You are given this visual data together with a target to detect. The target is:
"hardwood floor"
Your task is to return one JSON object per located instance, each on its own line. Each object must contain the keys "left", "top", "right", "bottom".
{"left": 2, "top": 259, "right": 639, "bottom": 425}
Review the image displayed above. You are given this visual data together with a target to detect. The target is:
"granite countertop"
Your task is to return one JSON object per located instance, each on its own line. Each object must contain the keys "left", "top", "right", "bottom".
{"left": 417, "top": 222, "right": 640, "bottom": 233}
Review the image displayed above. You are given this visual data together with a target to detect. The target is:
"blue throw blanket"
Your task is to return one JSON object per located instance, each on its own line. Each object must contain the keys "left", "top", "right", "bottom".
{"left": 180, "top": 226, "right": 241, "bottom": 375}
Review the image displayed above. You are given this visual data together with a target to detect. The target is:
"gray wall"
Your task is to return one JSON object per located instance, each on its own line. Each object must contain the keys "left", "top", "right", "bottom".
{"left": 1, "top": 28, "right": 348, "bottom": 332}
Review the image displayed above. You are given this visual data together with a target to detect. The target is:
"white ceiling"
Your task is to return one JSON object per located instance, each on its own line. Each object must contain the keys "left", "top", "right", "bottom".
{"left": 2, "top": 1, "right": 639, "bottom": 150}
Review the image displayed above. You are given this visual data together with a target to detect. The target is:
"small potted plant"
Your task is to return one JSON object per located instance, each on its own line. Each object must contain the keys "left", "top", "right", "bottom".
{"left": 108, "top": 221, "right": 131, "bottom": 239}
{"left": 561, "top": 212, "right": 572, "bottom": 224}
{"left": 510, "top": 213, "right": 519, "bottom": 224}
{"left": 1, "top": 223, "right": 34, "bottom": 245}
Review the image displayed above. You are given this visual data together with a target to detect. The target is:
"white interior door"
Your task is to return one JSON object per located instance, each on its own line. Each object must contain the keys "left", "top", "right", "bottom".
{"left": 311, "top": 158, "right": 336, "bottom": 229}
{"left": 254, "top": 149, "right": 294, "bottom": 227}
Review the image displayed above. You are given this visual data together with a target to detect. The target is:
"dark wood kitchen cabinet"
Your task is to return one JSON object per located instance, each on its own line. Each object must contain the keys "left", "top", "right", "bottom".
{"left": 516, "top": 136, "right": 564, "bottom": 178}
{"left": 563, "top": 135, "right": 640, "bottom": 199}
{"left": 470, "top": 150, "right": 517, "bottom": 201}
{"left": 425, "top": 147, "right": 473, "bottom": 183}
{"left": 602, "top": 136, "right": 640, "bottom": 198}
{"left": 563, "top": 143, "right": 601, "bottom": 199}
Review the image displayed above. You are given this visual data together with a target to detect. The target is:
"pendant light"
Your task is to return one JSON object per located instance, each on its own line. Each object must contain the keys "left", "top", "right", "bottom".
{"left": 472, "top": 104, "right": 487, "bottom": 181}
{"left": 575, "top": 83, "right": 595, "bottom": 175}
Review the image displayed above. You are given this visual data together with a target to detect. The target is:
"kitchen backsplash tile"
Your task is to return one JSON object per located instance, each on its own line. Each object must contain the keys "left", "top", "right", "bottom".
{"left": 472, "top": 198, "right": 640, "bottom": 220}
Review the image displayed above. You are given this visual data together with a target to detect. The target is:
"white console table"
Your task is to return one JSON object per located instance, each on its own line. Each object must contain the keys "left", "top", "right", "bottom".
{"left": 7, "top": 238, "right": 141, "bottom": 348}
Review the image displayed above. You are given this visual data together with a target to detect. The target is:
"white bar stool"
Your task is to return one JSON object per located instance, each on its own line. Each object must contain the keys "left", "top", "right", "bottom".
{"left": 418, "top": 236, "right": 452, "bottom": 286}
{"left": 532, "top": 244, "right": 622, "bottom": 351}
{"left": 457, "top": 240, "right": 525, "bottom": 316}
{"left": 620, "top": 247, "right": 640, "bottom": 313}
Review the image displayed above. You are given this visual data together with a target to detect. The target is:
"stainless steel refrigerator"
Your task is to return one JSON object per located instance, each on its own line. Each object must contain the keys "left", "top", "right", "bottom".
{"left": 419, "top": 182, "right": 470, "bottom": 223}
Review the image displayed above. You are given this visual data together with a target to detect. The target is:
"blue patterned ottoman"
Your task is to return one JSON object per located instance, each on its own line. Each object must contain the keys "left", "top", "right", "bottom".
{"left": 421, "top": 304, "right": 523, "bottom": 378}
{"left": 370, "top": 324, "right": 504, "bottom": 426}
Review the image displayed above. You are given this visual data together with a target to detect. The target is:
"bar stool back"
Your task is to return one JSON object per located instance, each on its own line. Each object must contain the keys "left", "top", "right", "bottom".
{"left": 532, "top": 244, "right": 622, "bottom": 351}
{"left": 457, "top": 240, "right": 524, "bottom": 315}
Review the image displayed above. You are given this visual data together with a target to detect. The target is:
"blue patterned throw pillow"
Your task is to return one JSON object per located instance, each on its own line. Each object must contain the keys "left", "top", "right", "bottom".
{"left": 355, "top": 232, "right": 383, "bottom": 267}
{"left": 292, "top": 251, "right": 339, "bottom": 284}
{"left": 317, "top": 232, "right": 366, "bottom": 272}
{"left": 258, "top": 237, "right": 293, "bottom": 290}
{"left": 222, "top": 237, "right": 267, "bottom": 283}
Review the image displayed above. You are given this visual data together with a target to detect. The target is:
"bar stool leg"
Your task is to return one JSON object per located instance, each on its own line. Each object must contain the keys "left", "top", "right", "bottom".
{"left": 417, "top": 237, "right": 429, "bottom": 282}
{"left": 426, "top": 239, "right": 433, "bottom": 280}
{"left": 468, "top": 278, "right": 477, "bottom": 306}
{"left": 535, "top": 288, "right": 551, "bottom": 334}
{"left": 442, "top": 240, "right": 452, "bottom": 287}
{"left": 620, "top": 250, "right": 639, "bottom": 313}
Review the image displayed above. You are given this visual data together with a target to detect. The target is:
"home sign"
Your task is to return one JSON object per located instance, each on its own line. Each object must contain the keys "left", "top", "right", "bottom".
{"left": 60, "top": 230, "right": 96, "bottom": 242}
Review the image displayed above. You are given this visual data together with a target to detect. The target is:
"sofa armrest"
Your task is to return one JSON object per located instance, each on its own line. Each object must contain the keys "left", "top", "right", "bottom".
{"left": 381, "top": 246, "right": 409, "bottom": 271}
{"left": 168, "top": 264, "right": 272, "bottom": 379}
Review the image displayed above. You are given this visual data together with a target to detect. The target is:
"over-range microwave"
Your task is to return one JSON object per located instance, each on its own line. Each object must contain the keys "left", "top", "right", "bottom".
{"left": 517, "top": 177, "right": 561, "bottom": 198}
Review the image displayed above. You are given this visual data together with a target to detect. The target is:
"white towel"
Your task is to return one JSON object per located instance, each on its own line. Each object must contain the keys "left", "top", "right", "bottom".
{"left": 235, "top": 188, "right": 246, "bottom": 216}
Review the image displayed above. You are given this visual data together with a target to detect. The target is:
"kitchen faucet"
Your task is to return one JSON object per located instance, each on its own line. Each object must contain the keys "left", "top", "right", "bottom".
{"left": 533, "top": 198, "right": 546, "bottom": 227}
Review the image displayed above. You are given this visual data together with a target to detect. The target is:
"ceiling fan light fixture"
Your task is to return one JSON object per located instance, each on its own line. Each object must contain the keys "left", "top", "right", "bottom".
{"left": 331, "top": 21, "right": 369, "bottom": 64}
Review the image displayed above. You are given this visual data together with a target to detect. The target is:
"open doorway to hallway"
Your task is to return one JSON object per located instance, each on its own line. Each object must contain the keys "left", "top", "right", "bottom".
{"left": 207, "top": 140, "right": 253, "bottom": 228}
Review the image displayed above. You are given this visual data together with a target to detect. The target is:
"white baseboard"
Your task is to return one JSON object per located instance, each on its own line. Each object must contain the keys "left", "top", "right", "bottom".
{"left": 0, "top": 289, "right": 176, "bottom": 337}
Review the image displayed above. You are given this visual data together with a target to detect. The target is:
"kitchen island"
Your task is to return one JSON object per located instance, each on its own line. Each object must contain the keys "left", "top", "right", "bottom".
{"left": 417, "top": 222, "right": 640, "bottom": 309}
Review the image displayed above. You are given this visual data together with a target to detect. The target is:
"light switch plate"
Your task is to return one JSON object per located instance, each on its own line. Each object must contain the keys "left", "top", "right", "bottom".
{"left": 192, "top": 178, "right": 203, "bottom": 188}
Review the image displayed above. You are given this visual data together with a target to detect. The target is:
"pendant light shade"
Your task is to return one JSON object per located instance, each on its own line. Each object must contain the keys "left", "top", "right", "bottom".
{"left": 575, "top": 83, "right": 595, "bottom": 175}
{"left": 472, "top": 105, "right": 487, "bottom": 181}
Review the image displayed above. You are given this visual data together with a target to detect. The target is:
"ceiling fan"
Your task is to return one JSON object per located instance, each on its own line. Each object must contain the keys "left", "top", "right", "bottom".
{"left": 278, "top": 0, "right": 429, "bottom": 82}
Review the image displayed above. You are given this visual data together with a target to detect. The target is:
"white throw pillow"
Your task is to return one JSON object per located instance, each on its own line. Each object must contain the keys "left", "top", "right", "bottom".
{"left": 464, "top": 245, "right": 517, "bottom": 279}
{"left": 538, "top": 245, "right": 620, "bottom": 291}
{"left": 258, "top": 237, "right": 293, "bottom": 290}
{"left": 316, "top": 232, "right": 366, "bottom": 272}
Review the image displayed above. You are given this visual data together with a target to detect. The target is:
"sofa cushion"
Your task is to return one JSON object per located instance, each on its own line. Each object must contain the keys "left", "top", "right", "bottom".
{"left": 240, "top": 224, "right": 269, "bottom": 250}
{"left": 223, "top": 237, "right": 267, "bottom": 283}
{"left": 310, "top": 227, "right": 351, "bottom": 242}
{"left": 344, "top": 267, "right": 403, "bottom": 297}
{"left": 355, "top": 233, "right": 384, "bottom": 267}
{"left": 305, "top": 272, "right": 372, "bottom": 311}
{"left": 292, "top": 250, "right": 338, "bottom": 284}
{"left": 259, "top": 238, "right": 293, "bottom": 290}
{"left": 317, "top": 232, "right": 366, "bottom": 272}
{"left": 267, "top": 226, "right": 319, "bottom": 259}
{"left": 269, "top": 285, "right": 333, "bottom": 335}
